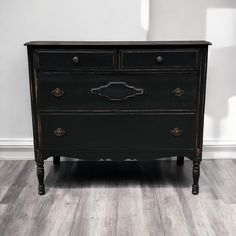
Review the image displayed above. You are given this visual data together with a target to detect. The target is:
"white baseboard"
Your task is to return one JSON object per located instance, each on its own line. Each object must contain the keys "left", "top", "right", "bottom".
{"left": 0, "top": 139, "right": 236, "bottom": 160}
{"left": 203, "top": 140, "right": 236, "bottom": 159}
{"left": 0, "top": 139, "right": 34, "bottom": 160}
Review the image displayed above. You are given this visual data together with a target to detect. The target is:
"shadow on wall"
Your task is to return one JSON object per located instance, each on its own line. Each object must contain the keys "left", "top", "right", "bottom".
{"left": 147, "top": 0, "right": 236, "bottom": 142}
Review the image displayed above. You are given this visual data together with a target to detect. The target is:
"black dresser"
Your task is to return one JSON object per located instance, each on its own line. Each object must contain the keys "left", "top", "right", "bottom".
{"left": 25, "top": 41, "right": 211, "bottom": 195}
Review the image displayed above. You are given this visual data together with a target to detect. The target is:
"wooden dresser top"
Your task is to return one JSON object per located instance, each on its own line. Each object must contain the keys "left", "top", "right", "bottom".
{"left": 24, "top": 41, "right": 211, "bottom": 46}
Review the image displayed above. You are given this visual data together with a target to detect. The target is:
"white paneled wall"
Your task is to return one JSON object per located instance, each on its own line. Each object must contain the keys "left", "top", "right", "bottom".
{"left": 0, "top": 0, "right": 236, "bottom": 159}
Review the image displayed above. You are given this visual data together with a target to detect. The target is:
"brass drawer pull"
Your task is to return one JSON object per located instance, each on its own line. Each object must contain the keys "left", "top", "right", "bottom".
{"left": 73, "top": 56, "right": 79, "bottom": 63}
{"left": 156, "top": 56, "right": 163, "bottom": 63}
{"left": 52, "top": 88, "right": 64, "bottom": 97}
{"left": 53, "top": 128, "right": 66, "bottom": 137}
{"left": 171, "top": 128, "right": 183, "bottom": 137}
{"left": 172, "top": 88, "right": 184, "bottom": 97}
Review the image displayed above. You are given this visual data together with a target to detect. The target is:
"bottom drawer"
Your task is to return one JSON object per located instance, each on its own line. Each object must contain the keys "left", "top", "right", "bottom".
{"left": 40, "top": 113, "right": 196, "bottom": 151}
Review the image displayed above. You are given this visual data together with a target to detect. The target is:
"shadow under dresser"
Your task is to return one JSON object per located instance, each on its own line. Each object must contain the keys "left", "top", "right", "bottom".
{"left": 25, "top": 41, "right": 211, "bottom": 195}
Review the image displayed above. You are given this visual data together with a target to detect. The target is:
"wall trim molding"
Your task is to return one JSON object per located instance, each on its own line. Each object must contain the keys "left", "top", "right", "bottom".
{"left": 0, "top": 139, "right": 236, "bottom": 160}
{"left": 203, "top": 140, "right": 236, "bottom": 159}
{"left": 0, "top": 139, "right": 33, "bottom": 147}
{"left": 0, "top": 139, "right": 34, "bottom": 160}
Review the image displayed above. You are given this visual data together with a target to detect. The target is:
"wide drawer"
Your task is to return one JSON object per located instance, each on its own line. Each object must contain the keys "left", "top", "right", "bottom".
{"left": 38, "top": 73, "right": 198, "bottom": 111}
{"left": 36, "top": 50, "right": 115, "bottom": 70}
{"left": 40, "top": 113, "right": 196, "bottom": 150}
{"left": 120, "top": 49, "right": 199, "bottom": 69}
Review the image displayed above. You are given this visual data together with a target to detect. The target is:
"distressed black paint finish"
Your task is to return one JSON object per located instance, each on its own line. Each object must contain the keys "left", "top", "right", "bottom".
{"left": 38, "top": 73, "right": 198, "bottom": 111}
{"left": 120, "top": 49, "right": 199, "bottom": 69}
{"left": 25, "top": 41, "right": 210, "bottom": 195}
{"left": 40, "top": 113, "right": 197, "bottom": 150}
{"left": 35, "top": 150, "right": 45, "bottom": 195}
{"left": 192, "top": 161, "right": 201, "bottom": 194}
{"left": 37, "top": 50, "right": 115, "bottom": 70}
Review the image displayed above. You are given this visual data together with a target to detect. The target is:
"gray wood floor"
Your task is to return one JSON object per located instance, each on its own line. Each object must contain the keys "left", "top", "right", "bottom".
{"left": 0, "top": 159, "right": 236, "bottom": 236}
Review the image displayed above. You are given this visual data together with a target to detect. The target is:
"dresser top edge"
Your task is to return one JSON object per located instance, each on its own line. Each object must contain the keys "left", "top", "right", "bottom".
{"left": 24, "top": 41, "right": 212, "bottom": 46}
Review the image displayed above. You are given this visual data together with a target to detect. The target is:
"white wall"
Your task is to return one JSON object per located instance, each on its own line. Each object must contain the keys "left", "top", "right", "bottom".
{"left": 0, "top": 0, "right": 236, "bottom": 158}
{"left": 148, "top": 0, "right": 236, "bottom": 158}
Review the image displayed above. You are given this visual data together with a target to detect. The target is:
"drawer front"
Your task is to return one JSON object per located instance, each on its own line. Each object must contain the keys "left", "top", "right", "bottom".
{"left": 40, "top": 114, "right": 196, "bottom": 150}
{"left": 37, "top": 50, "right": 115, "bottom": 70}
{"left": 120, "top": 49, "right": 199, "bottom": 69}
{"left": 38, "top": 73, "right": 198, "bottom": 111}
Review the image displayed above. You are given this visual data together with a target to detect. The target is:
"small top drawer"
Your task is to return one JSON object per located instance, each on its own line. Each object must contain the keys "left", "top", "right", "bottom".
{"left": 120, "top": 49, "right": 199, "bottom": 70}
{"left": 37, "top": 50, "right": 115, "bottom": 70}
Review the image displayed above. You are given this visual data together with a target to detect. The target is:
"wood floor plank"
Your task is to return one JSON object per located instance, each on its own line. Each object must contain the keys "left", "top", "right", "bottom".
{"left": 27, "top": 162, "right": 72, "bottom": 236}
{"left": 34, "top": 162, "right": 88, "bottom": 236}
{"left": 69, "top": 162, "right": 118, "bottom": 236}
{"left": 0, "top": 161, "right": 60, "bottom": 236}
{"left": 0, "top": 161, "right": 27, "bottom": 203}
{"left": 177, "top": 161, "right": 217, "bottom": 236}
{"left": 0, "top": 204, "right": 8, "bottom": 223}
{"left": 153, "top": 161, "right": 193, "bottom": 236}
{"left": 1, "top": 161, "right": 35, "bottom": 204}
{"left": 139, "top": 161, "right": 167, "bottom": 236}
{"left": 0, "top": 160, "right": 25, "bottom": 182}
{"left": 0, "top": 162, "right": 40, "bottom": 236}
{"left": 0, "top": 159, "right": 236, "bottom": 236}
{"left": 0, "top": 187, "right": 8, "bottom": 203}
{"left": 116, "top": 185, "right": 147, "bottom": 236}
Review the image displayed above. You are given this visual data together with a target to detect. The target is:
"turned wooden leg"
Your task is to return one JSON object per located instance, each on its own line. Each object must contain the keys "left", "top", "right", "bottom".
{"left": 53, "top": 156, "right": 60, "bottom": 166}
{"left": 177, "top": 156, "right": 184, "bottom": 165}
{"left": 192, "top": 161, "right": 200, "bottom": 195}
{"left": 36, "top": 151, "right": 45, "bottom": 195}
{"left": 37, "top": 162, "right": 45, "bottom": 195}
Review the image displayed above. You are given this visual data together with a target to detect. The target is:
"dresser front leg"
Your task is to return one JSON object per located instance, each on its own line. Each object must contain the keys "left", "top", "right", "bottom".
{"left": 177, "top": 156, "right": 184, "bottom": 165}
{"left": 35, "top": 151, "right": 45, "bottom": 195}
{"left": 53, "top": 156, "right": 60, "bottom": 166}
{"left": 192, "top": 161, "right": 200, "bottom": 195}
